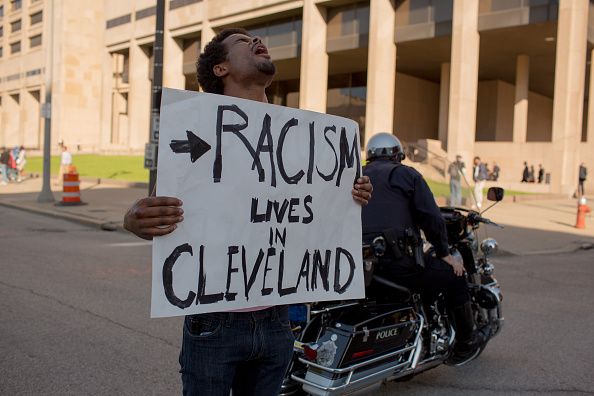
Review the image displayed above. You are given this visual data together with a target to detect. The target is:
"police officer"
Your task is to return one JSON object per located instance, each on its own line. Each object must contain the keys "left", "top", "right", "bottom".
{"left": 362, "top": 132, "right": 483, "bottom": 361}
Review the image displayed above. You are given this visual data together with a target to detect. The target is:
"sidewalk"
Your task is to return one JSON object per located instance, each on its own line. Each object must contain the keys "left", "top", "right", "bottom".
{"left": 1, "top": 177, "right": 593, "bottom": 256}
{"left": 0, "top": 177, "right": 147, "bottom": 231}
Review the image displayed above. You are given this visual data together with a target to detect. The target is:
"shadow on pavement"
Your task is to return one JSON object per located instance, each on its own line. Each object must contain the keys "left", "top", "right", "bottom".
{"left": 481, "top": 222, "right": 594, "bottom": 256}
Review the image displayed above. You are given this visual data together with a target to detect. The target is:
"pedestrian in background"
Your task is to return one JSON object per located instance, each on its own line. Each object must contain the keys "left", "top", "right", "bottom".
{"left": 490, "top": 162, "right": 500, "bottom": 181}
{"left": 448, "top": 155, "right": 465, "bottom": 206}
{"left": 472, "top": 156, "right": 488, "bottom": 209}
{"left": 16, "top": 146, "right": 27, "bottom": 182}
{"left": 578, "top": 163, "right": 588, "bottom": 197}
{"left": 7, "top": 148, "right": 18, "bottom": 181}
{"left": 521, "top": 161, "right": 530, "bottom": 182}
{"left": 538, "top": 164, "right": 545, "bottom": 184}
{"left": 0, "top": 147, "right": 9, "bottom": 185}
{"left": 529, "top": 165, "right": 535, "bottom": 183}
{"left": 57, "top": 145, "right": 72, "bottom": 186}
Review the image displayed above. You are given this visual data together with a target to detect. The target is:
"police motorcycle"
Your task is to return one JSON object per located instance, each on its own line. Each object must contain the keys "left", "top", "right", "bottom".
{"left": 280, "top": 185, "right": 505, "bottom": 395}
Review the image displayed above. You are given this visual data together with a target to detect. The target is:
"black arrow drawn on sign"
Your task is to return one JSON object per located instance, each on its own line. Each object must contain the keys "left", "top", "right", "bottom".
{"left": 169, "top": 130, "right": 212, "bottom": 163}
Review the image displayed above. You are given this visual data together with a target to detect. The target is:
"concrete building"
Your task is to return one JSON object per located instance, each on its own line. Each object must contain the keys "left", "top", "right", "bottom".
{"left": 0, "top": 0, "right": 104, "bottom": 152}
{"left": 1, "top": 0, "right": 593, "bottom": 194}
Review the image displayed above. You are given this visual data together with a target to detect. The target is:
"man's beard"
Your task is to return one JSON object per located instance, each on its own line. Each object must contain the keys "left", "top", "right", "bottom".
{"left": 257, "top": 60, "right": 276, "bottom": 76}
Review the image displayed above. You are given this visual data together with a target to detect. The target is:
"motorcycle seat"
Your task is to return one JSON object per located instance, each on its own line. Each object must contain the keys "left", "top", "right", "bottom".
{"left": 372, "top": 275, "right": 412, "bottom": 299}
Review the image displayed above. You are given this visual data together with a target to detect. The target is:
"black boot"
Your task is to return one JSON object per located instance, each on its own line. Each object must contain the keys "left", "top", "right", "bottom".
{"left": 451, "top": 302, "right": 485, "bottom": 362}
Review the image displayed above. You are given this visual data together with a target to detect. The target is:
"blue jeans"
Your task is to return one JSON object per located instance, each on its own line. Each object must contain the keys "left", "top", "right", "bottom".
{"left": 450, "top": 179, "right": 461, "bottom": 206}
{"left": 179, "top": 306, "right": 294, "bottom": 396}
{"left": 0, "top": 164, "right": 8, "bottom": 183}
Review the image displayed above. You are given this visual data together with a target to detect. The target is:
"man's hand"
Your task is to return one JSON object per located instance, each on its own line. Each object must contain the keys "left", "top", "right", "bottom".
{"left": 442, "top": 254, "right": 465, "bottom": 276}
{"left": 352, "top": 176, "right": 373, "bottom": 206}
{"left": 123, "top": 196, "right": 184, "bottom": 240}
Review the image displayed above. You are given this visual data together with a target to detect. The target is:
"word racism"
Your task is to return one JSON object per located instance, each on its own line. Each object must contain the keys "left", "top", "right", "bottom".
{"left": 152, "top": 90, "right": 364, "bottom": 317}
{"left": 211, "top": 104, "right": 361, "bottom": 187}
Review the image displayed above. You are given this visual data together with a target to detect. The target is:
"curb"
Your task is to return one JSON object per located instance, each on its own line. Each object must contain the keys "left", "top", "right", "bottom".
{"left": 25, "top": 174, "right": 149, "bottom": 189}
{"left": 78, "top": 177, "right": 149, "bottom": 189}
{"left": 510, "top": 193, "right": 568, "bottom": 203}
{"left": 0, "top": 200, "right": 125, "bottom": 233}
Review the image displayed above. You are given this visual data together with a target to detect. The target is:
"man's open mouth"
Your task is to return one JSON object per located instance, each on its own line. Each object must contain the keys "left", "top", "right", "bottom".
{"left": 254, "top": 45, "right": 269, "bottom": 56}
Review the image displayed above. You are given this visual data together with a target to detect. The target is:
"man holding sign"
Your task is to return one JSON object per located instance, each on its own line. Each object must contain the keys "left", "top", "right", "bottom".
{"left": 124, "top": 28, "right": 372, "bottom": 395}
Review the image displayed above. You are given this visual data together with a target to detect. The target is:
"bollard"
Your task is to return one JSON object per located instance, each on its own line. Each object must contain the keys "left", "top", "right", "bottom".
{"left": 575, "top": 197, "right": 591, "bottom": 229}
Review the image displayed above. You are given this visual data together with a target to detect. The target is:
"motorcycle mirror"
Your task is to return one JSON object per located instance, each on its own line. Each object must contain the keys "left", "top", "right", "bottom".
{"left": 487, "top": 187, "right": 504, "bottom": 202}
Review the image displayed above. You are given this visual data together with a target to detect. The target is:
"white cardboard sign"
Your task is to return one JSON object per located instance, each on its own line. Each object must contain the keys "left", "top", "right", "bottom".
{"left": 151, "top": 88, "right": 364, "bottom": 317}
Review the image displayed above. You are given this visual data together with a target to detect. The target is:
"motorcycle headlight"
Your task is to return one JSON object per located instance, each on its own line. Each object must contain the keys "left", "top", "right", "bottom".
{"left": 480, "top": 238, "right": 499, "bottom": 256}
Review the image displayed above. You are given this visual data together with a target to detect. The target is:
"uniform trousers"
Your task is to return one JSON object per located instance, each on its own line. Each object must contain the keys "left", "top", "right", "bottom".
{"left": 374, "top": 254, "right": 469, "bottom": 309}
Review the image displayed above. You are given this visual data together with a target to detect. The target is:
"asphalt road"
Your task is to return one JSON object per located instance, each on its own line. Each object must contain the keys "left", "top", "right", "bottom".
{"left": 1, "top": 206, "right": 593, "bottom": 395}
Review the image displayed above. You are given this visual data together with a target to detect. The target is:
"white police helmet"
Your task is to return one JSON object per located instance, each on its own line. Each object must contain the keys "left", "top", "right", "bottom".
{"left": 366, "top": 132, "right": 405, "bottom": 162}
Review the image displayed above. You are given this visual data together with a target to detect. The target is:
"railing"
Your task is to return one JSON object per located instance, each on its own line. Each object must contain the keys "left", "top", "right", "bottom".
{"left": 403, "top": 141, "right": 448, "bottom": 178}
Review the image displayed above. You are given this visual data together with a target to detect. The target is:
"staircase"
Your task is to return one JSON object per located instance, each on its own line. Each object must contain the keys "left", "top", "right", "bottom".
{"left": 402, "top": 139, "right": 448, "bottom": 183}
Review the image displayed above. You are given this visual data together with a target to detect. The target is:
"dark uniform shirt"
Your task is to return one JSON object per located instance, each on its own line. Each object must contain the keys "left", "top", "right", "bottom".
{"left": 362, "top": 159, "right": 449, "bottom": 259}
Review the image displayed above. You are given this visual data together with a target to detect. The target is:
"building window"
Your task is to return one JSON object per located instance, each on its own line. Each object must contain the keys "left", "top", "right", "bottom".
{"left": 30, "top": 34, "right": 41, "bottom": 48}
{"left": 0, "top": 46, "right": 3, "bottom": 58}
{"left": 112, "top": 50, "right": 130, "bottom": 85}
{"left": 183, "top": 37, "right": 200, "bottom": 90}
{"left": 0, "top": 26, "right": 3, "bottom": 37}
{"left": 327, "top": 2, "right": 370, "bottom": 51}
{"left": 267, "top": 79, "right": 300, "bottom": 108}
{"left": 327, "top": 2, "right": 370, "bottom": 39}
{"left": 395, "top": 0, "right": 454, "bottom": 25}
{"left": 11, "top": 0, "right": 22, "bottom": 11}
{"left": 0, "top": 5, "right": 4, "bottom": 18}
{"left": 11, "top": 19, "right": 22, "bottom": 33}
{"left": 135, "top": 6, "right": 156, "bottom": 20}
{"left": 478, "top": 0, "right": 558, "bottom": 25}
{"left": 10, "top": 41, "right": 21, "bottom": 54}
{"left": 30, "top": 10, "right": 42, "bottom": 25}
{"left": 327, "top": 72, "right": 367, "bottom": 140}
{"left": 106, "top": 14, "right": 131, "bottom": 29}
{"left": 243, "top": 17, "right": 302, "bottom": 61}
{"left": 170, "top": 0, "right": 202, "bottom": 11}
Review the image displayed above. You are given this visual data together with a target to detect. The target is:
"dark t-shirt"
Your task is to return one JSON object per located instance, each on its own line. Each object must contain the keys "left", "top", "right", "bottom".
{"left": 0, "top": 152, "right": 9, "bottom": 165}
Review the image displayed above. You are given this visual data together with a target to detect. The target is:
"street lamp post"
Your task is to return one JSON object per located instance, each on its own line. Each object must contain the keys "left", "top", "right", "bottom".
{"left": 145, "top": 0, "right": 165, "bottom": 195}
{"left": 37, "top": 0, "right": 55, "bottom": 203}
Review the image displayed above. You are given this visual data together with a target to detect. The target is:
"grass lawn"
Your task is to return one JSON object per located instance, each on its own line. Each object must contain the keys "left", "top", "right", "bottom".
{"left": 26, "top": 155, "right": 148, "bottom": 182}
{"left": 426, "top": 179, "right": 530, "bottom": 197}
{"left": 25, "top": 155, "right": 533, "bottom": 196}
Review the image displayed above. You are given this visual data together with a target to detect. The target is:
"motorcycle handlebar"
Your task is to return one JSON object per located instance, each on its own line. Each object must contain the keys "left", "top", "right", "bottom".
{"left": 468, "top": 212, "right": 504, "bottom": 228}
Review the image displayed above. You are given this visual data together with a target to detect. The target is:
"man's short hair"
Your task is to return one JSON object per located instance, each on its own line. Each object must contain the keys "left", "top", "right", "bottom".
{"left": 197, "top": 28, "right": 250, "bottom": 94}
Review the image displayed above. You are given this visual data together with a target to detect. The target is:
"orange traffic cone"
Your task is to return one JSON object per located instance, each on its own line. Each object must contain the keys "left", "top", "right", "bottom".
{"left": 56, "top": 169, "right": 86, "bottom": 206}
{"left": 575, "top": 197, "right": 591, "bottom": 229}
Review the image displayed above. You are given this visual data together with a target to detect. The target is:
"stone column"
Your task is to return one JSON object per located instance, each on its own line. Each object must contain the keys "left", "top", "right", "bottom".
{"left": 198, "top": 3, "right": 216, "bottom": 92}
{"left": 364, "top": 0, "right": 396, "bottom": 146}
{"left": 447, "top": 0, "right": 480, "bottom": 163}
{"left": 200, "top": 12, "right": 216, "bottom": 53}
{"left": 100, "top": 50, "right": 115, "bottom": 150}
{"left": 551, "top": 0, "right": 588, "bottom": 194}
{"left": 438, "top": 62, "right": 450, "bottom": 149}
{"left": 128, "top": 41, "right": 151, "bottom": 150}
{"left": 163, "top": 9, "right": 185, "bottom": 89}
{"left": 299, "top": 0, "right": 328, "bottom": 112}
{"left": 513, "top": 54, "right": 529, "bottom": 143}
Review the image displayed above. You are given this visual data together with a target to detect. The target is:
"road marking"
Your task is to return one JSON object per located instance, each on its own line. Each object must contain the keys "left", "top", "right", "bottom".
{"left": 107, "top": 242, "right": 152, "bottom": 247}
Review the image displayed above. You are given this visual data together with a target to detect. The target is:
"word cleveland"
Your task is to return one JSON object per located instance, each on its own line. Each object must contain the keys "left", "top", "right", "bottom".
{"left": 162, "top": 243, "right": 357, "bottom": 309}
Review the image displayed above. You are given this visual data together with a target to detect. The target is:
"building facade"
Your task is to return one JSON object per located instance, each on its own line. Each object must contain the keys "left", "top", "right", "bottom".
{"left": 0, "top": 0, "right": 104, "bottom": 152}
{"left": 1, "top": 0, "right": 593, "bottom": 194}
